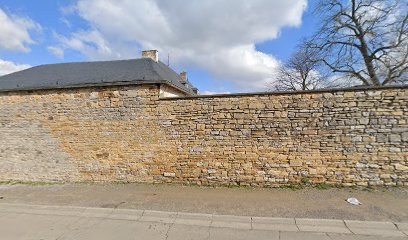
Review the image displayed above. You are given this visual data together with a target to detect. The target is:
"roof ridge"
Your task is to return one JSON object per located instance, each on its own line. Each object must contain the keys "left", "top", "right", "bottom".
{"left": 34, "top": 58, "right": 144, "bottom": 67}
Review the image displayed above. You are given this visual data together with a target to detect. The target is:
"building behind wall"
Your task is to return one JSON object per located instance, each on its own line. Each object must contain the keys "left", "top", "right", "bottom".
{"left": 0, "top": 50, "right": 198, "bottom": 98}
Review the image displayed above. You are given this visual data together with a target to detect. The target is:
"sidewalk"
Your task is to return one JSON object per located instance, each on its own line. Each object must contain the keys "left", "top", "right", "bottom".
{"left": 0, "top": 203, "right": 407, "bottom": 240}
{"left": 1, "top": 183, "right": 407, "bottom": 221}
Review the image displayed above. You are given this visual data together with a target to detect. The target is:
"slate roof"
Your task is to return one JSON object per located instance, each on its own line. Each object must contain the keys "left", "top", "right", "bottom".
{"left": 0, "top": 58, "right": 196, "bottom": 95}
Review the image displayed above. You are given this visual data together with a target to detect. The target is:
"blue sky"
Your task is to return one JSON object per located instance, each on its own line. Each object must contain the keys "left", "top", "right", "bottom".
{"left": 0, "top": 0, "right": 319, "bottom": 94}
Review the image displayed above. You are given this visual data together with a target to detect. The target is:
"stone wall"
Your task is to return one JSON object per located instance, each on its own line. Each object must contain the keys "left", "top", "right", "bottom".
{"left": 0, "top": 84, "right": 407, "bottom": 186}
{"left": 0, "top": 85, "right": 161, "bottom": 182}
{"left": 158, "top": 88, "right": 408, "bottom": 187}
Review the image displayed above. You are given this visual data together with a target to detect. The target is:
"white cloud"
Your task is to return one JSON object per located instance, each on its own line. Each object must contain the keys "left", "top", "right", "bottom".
{"left": 53, "top": 30, "right": 126, "bottom": 60}
{"left": 0, "top": 8, "right": 40, "bottom": 53}
{"left": 58, "top": 0, "right": 307, "bottom": 91}
{"left": 0, "top": 59, "right": 30, "bottom": 76}
{"left": 47, "top": 46, "right": 65, "bottom": 59}
{"left": 201, "top": 91, "right": 231, "bottom": 95}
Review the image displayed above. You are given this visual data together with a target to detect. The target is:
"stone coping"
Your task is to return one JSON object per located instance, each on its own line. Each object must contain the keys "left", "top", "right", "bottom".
{"left": 160, "top": 84, "right": 408, "bottom": 100}
{"left": 0, "top": 203, "right": 406, "bottom": 237}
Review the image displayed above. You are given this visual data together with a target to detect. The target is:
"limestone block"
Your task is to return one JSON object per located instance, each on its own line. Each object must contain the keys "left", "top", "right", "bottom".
{"left": 395, "top": 164, "right": 408, "bottom": 171}
{"left": 163, "top": 172, "right": 176, "bottom": 177}
{"left": 290, "top": 160, "right": 302, "bottom": 167}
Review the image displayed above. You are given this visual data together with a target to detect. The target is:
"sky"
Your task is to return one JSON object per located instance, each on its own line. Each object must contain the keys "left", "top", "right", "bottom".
{"left": 0, "top": 0, "right": 321, "bottom": 94}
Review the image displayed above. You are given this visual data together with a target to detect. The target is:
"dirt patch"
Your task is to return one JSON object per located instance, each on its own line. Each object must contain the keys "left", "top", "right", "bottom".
{"left": 0, "top": 183, "right": 407, "bottom": 222}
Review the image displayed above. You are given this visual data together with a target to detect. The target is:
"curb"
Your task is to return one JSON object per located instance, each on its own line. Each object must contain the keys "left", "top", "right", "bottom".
{"left": 0, "top": 203, "right": 406, "bottom": 237}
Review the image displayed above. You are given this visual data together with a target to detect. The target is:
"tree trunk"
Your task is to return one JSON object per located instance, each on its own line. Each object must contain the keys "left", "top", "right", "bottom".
{"left": 358, "top": 36, "right": 381, "bottom": 85}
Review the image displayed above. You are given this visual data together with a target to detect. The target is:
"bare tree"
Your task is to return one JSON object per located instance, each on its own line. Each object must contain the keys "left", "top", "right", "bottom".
{"left": 271, "top": 45, "right": 337, "bottom": 91}
{"left": 306, "top": 0, "right": 408, "bottom": 86}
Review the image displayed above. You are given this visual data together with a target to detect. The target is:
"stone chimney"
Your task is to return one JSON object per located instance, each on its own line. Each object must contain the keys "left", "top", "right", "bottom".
{"left": 142, "top": 50, "right": 158, "bottom": 62}
{"left": 180, "top": 71, "right": 187, "bottom": 83}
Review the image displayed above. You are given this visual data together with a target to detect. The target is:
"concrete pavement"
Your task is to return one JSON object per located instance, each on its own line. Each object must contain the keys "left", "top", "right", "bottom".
{"left": 0, "top": 203, "right": 407, "bottom": 240}
{"left": 1, "top": 184, "right": 407, "bottom": 222}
